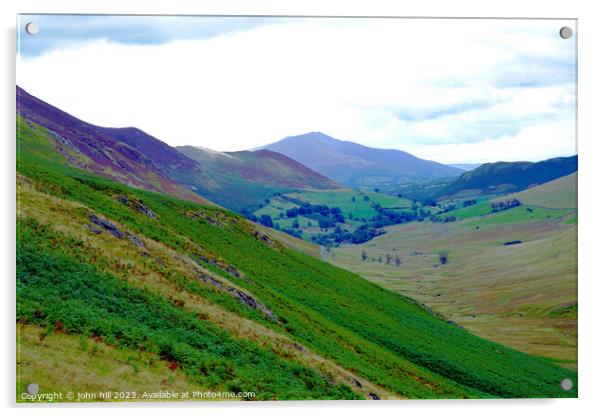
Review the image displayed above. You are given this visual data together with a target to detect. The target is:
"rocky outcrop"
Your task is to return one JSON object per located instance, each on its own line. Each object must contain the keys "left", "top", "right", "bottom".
{"left": 186, "top": 210, "right": 227, "bottom": 228}
{"left": 126, "top": 232, "right": 145, "bottom": 250}
{"left": 117, "top": 195, "right": 157, "bottom": 219}
{"left": 251, "top": 229, "right": 277, "bottom": 248}
{"left": 87, "top": 211, "right": 147, "bottom": 253}
{"left": 197, "top": 273, "right": 274, "bottom": 320}
{"left": 89, "top": 212, "right": 123, "bottom": 238}
{"left": 193, "top": 253, "right": 246, "bottom": 281}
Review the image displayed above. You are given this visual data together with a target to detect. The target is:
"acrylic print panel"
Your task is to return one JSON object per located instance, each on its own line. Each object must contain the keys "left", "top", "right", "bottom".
{"left": 16, "top": 14, "right": 577, "bottom": 402}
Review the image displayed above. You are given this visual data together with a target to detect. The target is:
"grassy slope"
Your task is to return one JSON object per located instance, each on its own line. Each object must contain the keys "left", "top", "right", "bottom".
{"left": 17, "top": 176, "right": 396, "bottom": 401}
{"left": 16, "top": 119, "right": 577, "bottom": 399}
{"left": 492, "top": 173, "right": 577, "bottom": 210}
{"left": 439, "top": 180, "right": 575, "bottom": 225}
{"left": 330, "top": 178, "right": 577, "bottom": 369}
{"left": 18, "top": 324, "right": 209, "bottom": 402}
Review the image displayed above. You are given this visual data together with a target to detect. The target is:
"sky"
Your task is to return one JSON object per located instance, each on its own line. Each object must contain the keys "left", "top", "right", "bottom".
{"left": 17, "top": 15, "right": 577, "bottom": 164}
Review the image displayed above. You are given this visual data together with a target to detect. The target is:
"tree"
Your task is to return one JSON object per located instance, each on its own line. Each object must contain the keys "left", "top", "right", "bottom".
{"left": 286, "top": 207, "right": 299, "bottom": 218}
{"left": 351, "top": 196, "right": 356, "bottom": 202}
{"left": 491, "top": 198, "right": 522, "bottom": 213}
{"left": 259, "top": 215, "right": 273, "bottom": 228}
{"left": 361, "top": 250, "right": 368, "bottom": 262}
{"left": 363, "top": 195, "right": 370, "bottom": 202}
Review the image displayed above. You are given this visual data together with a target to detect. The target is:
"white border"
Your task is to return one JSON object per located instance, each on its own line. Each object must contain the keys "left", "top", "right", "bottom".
{"left": 2, "top": 1, "right": 601, "bottom": 416}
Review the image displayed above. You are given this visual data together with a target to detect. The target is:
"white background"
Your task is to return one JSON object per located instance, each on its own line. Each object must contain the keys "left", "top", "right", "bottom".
{"left": 1, "top": 1, "right": 601, "bottom": 416}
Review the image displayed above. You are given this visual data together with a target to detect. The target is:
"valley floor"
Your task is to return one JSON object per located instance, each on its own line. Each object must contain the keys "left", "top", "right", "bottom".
{"left": 328, "top": 214, "right": 577, "bottom": 370}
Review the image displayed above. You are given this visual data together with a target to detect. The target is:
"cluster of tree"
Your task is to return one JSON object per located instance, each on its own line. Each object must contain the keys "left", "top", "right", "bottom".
{"left": 311, "top": 224, "right": 385, "bottom": 246}
{"left": 312, "top": 202, "right": 436, "bottom": 246}
{"left": 285, "top": 204, "right": 346, "bottom": 224}
{"left": 439, "top": 204, "right": 456, "bottom": 213}
{"left": 361, "top": 250, "right": 402, "bottom": 266}
{"left": 258, "top": 214, "right": 273, "bottom": 227}
{"left": 371, "top": 203, "right": 428, "bottom": 225}
{"left": 491, "top": 198, "right": 522, "bottom": 213}
{"left": 438, "top": 199, "right": 475, "bottom": 214}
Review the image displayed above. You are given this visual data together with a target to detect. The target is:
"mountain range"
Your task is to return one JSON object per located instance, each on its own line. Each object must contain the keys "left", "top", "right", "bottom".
{"left": 260, "top": 132, "right": 462, "bottom": 189}
{"left": 16, "top": 87, "right": 338, "bottom": 212}
{"left": 17, "top": 86, "right": 577, "bottom": 214}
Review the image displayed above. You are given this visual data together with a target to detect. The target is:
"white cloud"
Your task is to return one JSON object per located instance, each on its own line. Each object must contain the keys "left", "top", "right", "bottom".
{"left": 405, "top": 119, "right": 576, "bottom": 164}
{"left": 17, "top": 17, "right": 576, "bottom": 163}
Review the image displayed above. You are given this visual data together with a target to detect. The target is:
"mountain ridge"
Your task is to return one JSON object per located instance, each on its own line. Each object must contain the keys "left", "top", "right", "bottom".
{"left": 177, "top": 145, "right": 341, "bottom": 191}
{"left": 260, "top": 132, "right": 462, "bottom": 189}
{"left": 17, "top": 86, "right": 341, "bottom": 212}
{"left": 442, "top": 155, "right": 578, "bottom": 197}
{"left": 17, "top": 86, "right": 209, "bottom": 205}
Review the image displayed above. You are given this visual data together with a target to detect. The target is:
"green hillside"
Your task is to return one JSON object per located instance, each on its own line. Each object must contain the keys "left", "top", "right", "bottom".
{"left": 174, "top": 145, "right": 343, "bottom": 213}
{"left": 16, "top": 117, "right": 576, "bottom": 400}
{"left": 441, "top": 156, "right": 577, "bottom": 198}
{"left": 493, "top": 172, "right": 577, "bottom": 210}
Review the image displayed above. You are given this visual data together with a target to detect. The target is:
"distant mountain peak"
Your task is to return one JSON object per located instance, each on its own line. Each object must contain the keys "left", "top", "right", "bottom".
{"left": 260, "top": 132, "right": 461, "bottom": 188}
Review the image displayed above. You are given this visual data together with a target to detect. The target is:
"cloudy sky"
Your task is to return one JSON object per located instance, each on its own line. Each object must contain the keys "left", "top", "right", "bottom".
{"left": 17, "top": 15, "right": 576, "bottom": 164}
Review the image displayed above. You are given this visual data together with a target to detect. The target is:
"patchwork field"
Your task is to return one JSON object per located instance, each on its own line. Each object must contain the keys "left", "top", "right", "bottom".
{"left": 254, "top": 189, "right": 415, "bottom": 241}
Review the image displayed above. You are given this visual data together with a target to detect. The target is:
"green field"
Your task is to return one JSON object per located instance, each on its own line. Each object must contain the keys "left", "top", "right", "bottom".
{"left": 329, "top": 175, "right": 578, "bottom": 369}
{"left": 254, "top": 189, "right": 415, "bottom": 241}
{"left": 16, "top": 117, "right": 577, "bottom": 400}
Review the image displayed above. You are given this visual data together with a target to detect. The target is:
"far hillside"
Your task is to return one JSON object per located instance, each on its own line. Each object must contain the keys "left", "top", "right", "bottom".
{"left": 493, "top": 172, "right": 577, "bottom": 210}
{"left": 175, "top": 146, "right": 340, "bottom": 211}
{"left": 441, "top": 156, "right": 577, "bottom": 198}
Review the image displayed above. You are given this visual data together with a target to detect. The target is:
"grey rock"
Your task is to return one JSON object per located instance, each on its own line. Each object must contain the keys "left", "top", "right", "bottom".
{"left": 136, "top": 199, "right": 157, "bottom": 219}
{"left": 89, "top": 212, "right": 123, "bottom": 238}
{"left": 126, "top": 232, "right": 145, "bottom": 249}
{"left": 198, "top": 273, "right": 274, "bottom": 320}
